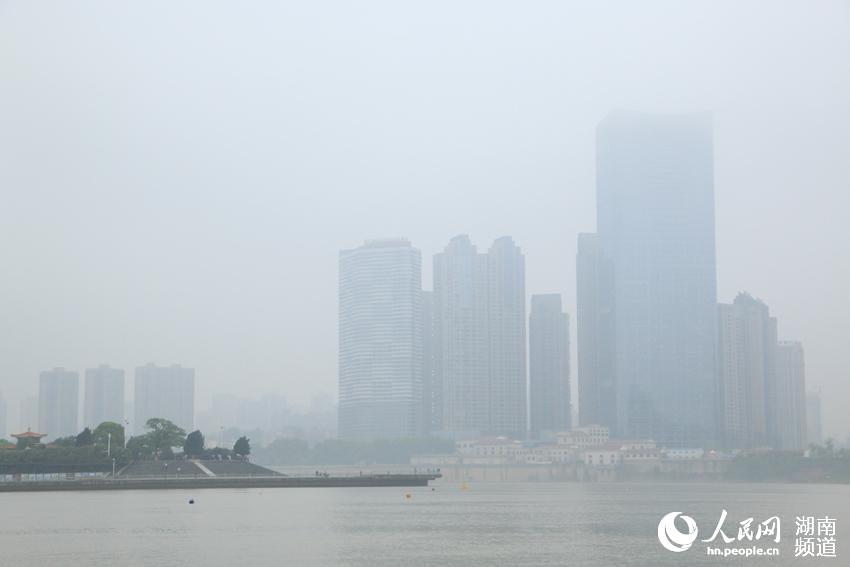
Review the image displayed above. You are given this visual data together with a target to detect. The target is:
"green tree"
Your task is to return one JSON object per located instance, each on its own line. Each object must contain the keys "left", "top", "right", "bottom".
{"left": 75, "top": 427, "right": 94, "bottom": 447}
{"left": 126, "top": 435, "right": 155, "bottom": 459}
{"left": 93, "top": 422, "right": 125, "bottom": 450}
{"left": 15, "top": 436, "right": 40, "bottom": 450}
{"left": 233, "top": 436, "right": 251, "bottom": 457}
{"left": 184, "top": 430, "right": 205, "bottom": 457}
{"left": 51, "top": 436, "right": 77, "bottom": 448}
{"left": 145, "top": 418, "right": 186, "bottom": 456}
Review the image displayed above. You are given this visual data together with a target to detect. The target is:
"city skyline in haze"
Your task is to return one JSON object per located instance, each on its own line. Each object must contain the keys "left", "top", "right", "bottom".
{"left": 1, "top": 1, "right": 848, "bottom": 441}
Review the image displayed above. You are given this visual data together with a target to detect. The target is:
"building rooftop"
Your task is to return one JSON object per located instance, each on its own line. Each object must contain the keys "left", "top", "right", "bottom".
{"left": 11, "top": 429, "right": 47, "bottom": 439}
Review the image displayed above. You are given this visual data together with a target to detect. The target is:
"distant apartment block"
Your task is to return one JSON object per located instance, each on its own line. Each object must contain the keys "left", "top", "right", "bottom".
{"left": 774, "top": 342, "right": 807, "bottom": 450}
{"left": 433, "top": 235, "right": 526, "bottom": 439}
{"left": 529, "top": 294, "right": 570, "bottom": 439}
{"left": 38, "top": 368, "right": 80, "bottom": 439}
{"left": 717, "top": 293, "right": 776, "bottom": 449}
{"left": 134, "top": 364, "right": 195, "bottom": 435}
{"left": 338, "top": 239, "right": 423, "bottom": 440}
{"left": 84, "top": 365, "right": 125, "bottom": 428}
{"left": 576, "top": 233, "right": 616, "bottom": 429}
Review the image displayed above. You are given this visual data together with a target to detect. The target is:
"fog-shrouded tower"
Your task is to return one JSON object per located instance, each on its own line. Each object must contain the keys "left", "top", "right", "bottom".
{"left": 433, "top": 235, "right": 490, "bottom": 437}
{"left": 434, "top": 235, "right": 526, "bottom": 439}
{"left": 487, "top": 237, "right": 527, "bottom": 437}
{"left": 134, "top": 364, "right": 194, "bottom": 435}
{"left": 338, "top": 239, "right": 423, "bottom": 440}
{"left": 774, "top": 341, "right": 807, "bottom": 450}
{"left": 529, "top": 294, "right": 570, "bottom": 439}
{"left": 38, "top": 368, "right": 79, "bottom": 439}
{"left": 576, "top": 233, "right": 616, "bottom": 428}
{"left": 717, "top": 293, "right": 777, "bottom": 449}
{"left": 579, "top": 111, "right": 718, "bottom": 448}
{"left": 84, "top": 365, "right": 125, "bottom": 428}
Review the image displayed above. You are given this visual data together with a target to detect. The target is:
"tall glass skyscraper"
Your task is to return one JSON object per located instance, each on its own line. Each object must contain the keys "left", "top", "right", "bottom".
{"left": 338, "top": 239, "right": 423, "bottom": 440}
{"left": 579, "top": 111, "right": 718, "bottom": 448}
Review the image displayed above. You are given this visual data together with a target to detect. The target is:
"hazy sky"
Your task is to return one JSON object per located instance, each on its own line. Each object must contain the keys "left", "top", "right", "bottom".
{"left": 1, "top": 1, "right": 848, "bottom": 439}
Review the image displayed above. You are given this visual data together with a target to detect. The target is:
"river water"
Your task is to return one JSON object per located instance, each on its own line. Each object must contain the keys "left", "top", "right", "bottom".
{"left": 0, "top": 481, "right": 846, "bottom": 566}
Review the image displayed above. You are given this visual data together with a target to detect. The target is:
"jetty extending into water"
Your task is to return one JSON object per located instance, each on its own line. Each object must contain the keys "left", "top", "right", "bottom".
{"left": 0, "top": 459, "right": 441, "bottom": 492}
{"left": 0, "top": 473, "right": 441, "bottom": 492}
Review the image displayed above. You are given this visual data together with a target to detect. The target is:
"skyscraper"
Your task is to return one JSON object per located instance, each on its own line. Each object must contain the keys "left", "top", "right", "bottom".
{"left": 38, "top": 368, "right": 80, "bottom": 439}
{"left": 84, "top": 365, "right": 125, "bottom": 428}
{"left": 774, "top": 341, "right": 807, "bottom": 450}
{"left": 133, "top": 364, "right": 195, "bottom": 435}
{"left": 433, "top": 235, "right": 527, "bottom": 438}
{"left": 576, "top": 232, "right": 616, "bottom": 428}
{"left": 433, "top": 235, "right": 490, "bottom": 437}
{"left": 487, "top": 237, "right": 527, "bottom": 437}
{"left": 717, "top": 293, "right": 777, "bottom": 449}
{"left": 806, "top": 391, "right": 822, "bottom": 446}
{"left": 338, "top": 239, "right": 423, "bottom": 440}
{"left": 529, "top": 294, "right": 570, "bottom": 438}
{"left": 579, "top": 111, "right": 718, "bottom": 448}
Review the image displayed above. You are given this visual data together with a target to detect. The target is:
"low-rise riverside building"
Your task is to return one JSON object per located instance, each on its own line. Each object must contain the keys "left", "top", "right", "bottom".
{"left": 556, "top": 425, "right": 609, "bottom": 448}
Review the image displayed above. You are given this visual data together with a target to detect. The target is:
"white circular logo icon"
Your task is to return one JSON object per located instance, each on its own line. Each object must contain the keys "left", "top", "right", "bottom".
{"left": 657, "top": 512, "right": 699, "bottom": 553}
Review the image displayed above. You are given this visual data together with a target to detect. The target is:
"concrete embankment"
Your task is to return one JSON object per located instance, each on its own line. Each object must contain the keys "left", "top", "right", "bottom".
{"left": 0, "top": 474, "right": 440, "bottom": 492}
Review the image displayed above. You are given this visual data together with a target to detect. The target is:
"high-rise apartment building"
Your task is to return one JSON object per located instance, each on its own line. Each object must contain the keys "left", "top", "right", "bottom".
{"left": 578, "top": 111, "right": 718, "bottom": 448}
{"left": 84, "top": 365, "right": 125, "bottom": 428}
{"left": 717, "top": 293, "right": 776, "bottom": 449}
{"left": 487, "top": 237, "right": 527, "bottom": 437}
{"left": 774, "top": 342, "right": 807, "bottom": 450}
{"left": 433, "top": 235, "right": 526, "bottom": 438}
{"left": 133, "top": 364, "right": 195, "bottom": 434}
{"left": 38, "top": 368, "right": 80, "bottom": 439}
{"left": 338, "top": 239, "right": 423, "bottom": 440}
{"left": 576, "top": 232, "right": 616, "bottom": 428}
{"left": 529, "top": 294, "right": 570, "bottom": 438}
{"left": 433, "top": 235, "right": 490, "bottom": 437}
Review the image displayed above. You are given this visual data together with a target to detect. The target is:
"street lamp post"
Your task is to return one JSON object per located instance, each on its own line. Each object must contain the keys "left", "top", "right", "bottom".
{"left": 107, "top": 432, "right": 111, "bottom": 457}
